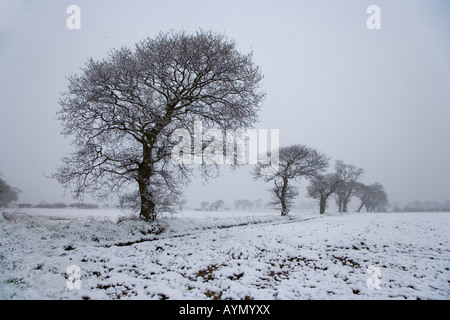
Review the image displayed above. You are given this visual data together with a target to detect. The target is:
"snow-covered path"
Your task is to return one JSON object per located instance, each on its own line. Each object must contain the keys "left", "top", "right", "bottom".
{"left": 0, "top": 210, "right": 449, "bottom": 299}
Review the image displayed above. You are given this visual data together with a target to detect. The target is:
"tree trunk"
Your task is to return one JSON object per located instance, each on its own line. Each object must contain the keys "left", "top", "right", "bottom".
{"left": 138, "top": 175, "right": 157, "bottom": 222}
{"left": 280, "top": 195, "right": 288, "bottom": 215}
{"left": 342, "top": 200, "right": 348, "bottom": 213}
{"left": 138, "top": 144, "right": 157, "bottom": 222}
{"left": 138, "top": 182, "right": 156, "bottom": 222}
{"left": 280, "top": 178, "right": 289, "bottom": 216}
{"left": 319, "top": 196, "right": 326, "bottom": 214}
{"left": 343, "top": 190, "right": 352, "bottom": 213}
{"left": 357, "top": 202, "right": 364, "bottom": 213}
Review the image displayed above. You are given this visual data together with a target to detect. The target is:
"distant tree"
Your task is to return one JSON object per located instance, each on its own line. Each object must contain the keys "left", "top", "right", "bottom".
{"left": 334, "top": 160, "right": 364, "bottom": 213}
{"left": 367, "top": 184, "right": 388, "bottom": 212}
{"left": 35, "top": 201, "right": 47, "bottom": 208}
{"left": 354, "top": 183, "right": 388, "bottom": 212}
{"left": 178, "top": 199, "right": 188, "bottom": 211}
{"left": 306, "top": 173, "right": 342, "bottom": 214}
{"left": 423, "top": 200, "right": 441, "bottom": 212}
{"left": 0, "top": 177, "right": 4, "bottom": 194}
{"left": 253, "top": 144, "right": 329, "bottom": 215}
{"left": 234, "top": 199, "right": 242, "bottom": 210}
{"left": 68, "top": 202, "right": 98, "bottom": 209}
{"left": 54, "top": 30, "right": 265, "bottom": 222}
{"left": 33, "top": 202, "right": 68, "bottom": 209}
{"left": 241, "top": 199, "right": 253, "bottom": 210}
{"left": 391, "top": 201, "right": 402, "bottom": 212}
{"left": 18, "top": 203, "right": 33, "bottom": 209}
{"left": 209, "top": 199, "right": 224, "bottom": 211}
{"left": 0, "top": 177, "right": 20, "bottom": 208}
{"left": 404, "top": 200, "right": 424, "bottom": 212}
{"left": 441, "top": 200, "right": 450, "bottom": 212}
{"left": 200, "top": 201, "right": 210, "bottom": 211}
{"left": 264, "top": 201, "right": 273, "bottom": 209}
{"left": 54, "top": 202, "right": 68, "bottom": 209}
{"left": 254, "top": 198, "right": 263, "bottom": 210}
{"left": 0, "top": 177, "right": 7, "bottom": 205}
{"left": 354, "top": 183, "right": 371, "bottom": 212}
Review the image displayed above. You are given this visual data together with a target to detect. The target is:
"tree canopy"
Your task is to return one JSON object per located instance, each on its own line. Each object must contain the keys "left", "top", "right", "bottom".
{"left": 55, "top": 30, "right": 265, "bottom": 221}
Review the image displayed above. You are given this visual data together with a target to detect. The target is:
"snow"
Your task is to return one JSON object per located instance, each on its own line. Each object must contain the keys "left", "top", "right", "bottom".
{"left": 0, "top": 208, "right": 449, "bottom": 300}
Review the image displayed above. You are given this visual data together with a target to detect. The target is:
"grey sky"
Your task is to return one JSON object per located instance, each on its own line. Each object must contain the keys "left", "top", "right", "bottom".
{"left": 0, "top": 0, "right": 449, "bottom": 208}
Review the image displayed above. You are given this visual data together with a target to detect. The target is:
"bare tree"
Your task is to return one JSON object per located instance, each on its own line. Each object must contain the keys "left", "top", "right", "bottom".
{"left": 0, "top": 177, "right": 6, "bottom": 199}
{"left": 354, "top": 182, "right": 388, "bottom": 212}
{"left": 178, "top": 198, "right": 188, "bottom": 211}
{"left": 0, "top": 177, "right": 20, "bottom": 208}
{"left": 241, "top": 199, "right": 254, "bottom": 210}
{"left": 253, "top": 144, "right": 329, "bottom": 215}
{"left": 54, "top": 30, "right": 264, "bottom": 222}
{"left": 209, "top": 199, "right": 224, "bottom": 211}
{"left": 233, "top": 199, "right": 242, "bottom": 210}
{"left": 306, "top": 173, "right": 341, "bottom": 214}
{"left": 200, "top": 201, "right": 210, "bottom": 211}
{"left": 354, "top": 183, "right": 370, "bottom": 212}
{"left": 366, "top": 184, "right": 388, "bottom": 212}
{"left": 254, "top": 198, "right": 263, "bottom": 210}
{"left": 334, "top": 160, "right": 364, "bottom": 213}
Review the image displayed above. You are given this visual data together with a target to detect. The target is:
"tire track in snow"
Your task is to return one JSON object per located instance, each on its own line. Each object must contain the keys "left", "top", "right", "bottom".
{"left": 110, "top": 215, "right": 324, "bottom": 248}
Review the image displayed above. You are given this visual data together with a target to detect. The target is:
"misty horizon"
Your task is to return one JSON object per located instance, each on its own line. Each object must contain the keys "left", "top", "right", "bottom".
{"left": 1, "top": 0, "right": 449, "bottom": 210}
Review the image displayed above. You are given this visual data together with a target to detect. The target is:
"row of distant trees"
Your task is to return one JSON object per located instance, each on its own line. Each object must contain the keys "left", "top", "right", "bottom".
{"left": 2, "top": 172, "right": 101, "bottom": 210}
{"left": 393, "top": 200, "right": 450, "bottom": 213}
{"left": 195, "top": 198, "right": 265, "bottom": 211}
{"left": 199, "top": 200, "right": 225, "bottom": 211}
{"left": 234, "top": 199, "right": 264, "bottom": 210}
{"left": 253, "top": 144, "right": 388, "bottom": 215}
{"left": 16, "top": 202, "right": 99, "bottom": 209}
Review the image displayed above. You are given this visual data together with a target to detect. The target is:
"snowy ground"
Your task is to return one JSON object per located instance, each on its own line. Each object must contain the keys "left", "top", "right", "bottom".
{"left": 0, "top": 208, "right": 448, "bottom": 300}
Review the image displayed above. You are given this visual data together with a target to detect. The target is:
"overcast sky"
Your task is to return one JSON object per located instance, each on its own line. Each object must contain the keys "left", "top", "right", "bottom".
{"left": 0, "top": 0, "right": 449, "bottom": 209}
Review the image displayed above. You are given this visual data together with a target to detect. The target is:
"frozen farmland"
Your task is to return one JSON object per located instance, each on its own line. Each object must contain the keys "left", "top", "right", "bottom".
{"left": 0, "top": 209, "right": 448, "bottom": 300}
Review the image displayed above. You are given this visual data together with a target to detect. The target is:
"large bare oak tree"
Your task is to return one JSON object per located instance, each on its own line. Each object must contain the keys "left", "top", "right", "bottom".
{"left": 55, "top": 30, "right": 264, "bottom": 222}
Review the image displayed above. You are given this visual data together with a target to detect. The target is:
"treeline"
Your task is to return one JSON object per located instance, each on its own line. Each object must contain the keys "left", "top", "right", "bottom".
{"left": 194, "top": 198, "right": 266, "bottom": 211}
{"left": 1, "top": 173, "right": 101, "bottom": 210}
{"left": 17, "top": 202, "right": 99, "bottom": 209}
{"left": 253, "top": 144, "right": 389, "bottom": 215}
{"left": 393, "top": 200, "right": 450, "bottom": 213}
{"left": 197, "top": 200, "right": 226, "bottom": 211}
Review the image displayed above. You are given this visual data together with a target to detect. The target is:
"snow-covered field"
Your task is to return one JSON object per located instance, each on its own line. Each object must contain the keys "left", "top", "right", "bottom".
{"left": 0, "top": 208, "right": 448, "bottom": 300}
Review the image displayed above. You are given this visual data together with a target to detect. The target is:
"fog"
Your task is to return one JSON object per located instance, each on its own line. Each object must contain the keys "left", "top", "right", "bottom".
{"left": 1, "top": 0, "right": 449, "bottom": 209}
